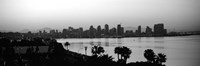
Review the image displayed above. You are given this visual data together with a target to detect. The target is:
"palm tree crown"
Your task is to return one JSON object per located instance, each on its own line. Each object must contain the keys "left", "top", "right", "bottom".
{"left": 91, "top": 45, "right": 105, "bottom": 56}
{"left": 144, "top": 49, "right": 156, "bottom": 63}
{"left": 114, "top": 46, "right": 132, "bottom": 63}
{"left": 156, "top": 53, "right": 167, "bottom": 64}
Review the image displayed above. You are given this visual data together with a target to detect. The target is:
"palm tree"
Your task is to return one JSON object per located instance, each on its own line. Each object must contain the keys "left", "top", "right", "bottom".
{"left": 97, "top": 46, "right": 105, "bottom": 55}
{"left": 156, "top": 53, "right": 167, "bottom": 64}
{"left": 115, "top": 46, "right": 132, "bottom": 63}
{"left": 114, "top": 47, "right": 121, "bottom": 60}
{"left": 91, "top": 46, "right": 105, "bottom": 56}
{"left": 144, "top": 49, "right": 156, "bottom": 63}
{"left": 121, "top": 46, "right": 132, "bottom": 63}
{"left": 64, "top": 42, "right": 70, "bottom": 50}
{"left": 92, "top": 46, "right": 98, "bottom": 55}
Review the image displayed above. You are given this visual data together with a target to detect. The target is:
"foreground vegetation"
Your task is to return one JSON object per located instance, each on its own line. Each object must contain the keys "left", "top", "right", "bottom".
{"left": 0, "top": 37, "right": 167, "bottom": 66}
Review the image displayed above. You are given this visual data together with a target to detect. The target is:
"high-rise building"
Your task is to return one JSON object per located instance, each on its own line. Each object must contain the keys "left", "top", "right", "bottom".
{"left": 137, "top": 25, "right": 141, "bottom": 35}
{"left": 110, "top": 27, "right": 117, "bottom": 36}
{"left": 50, "top": 30, "right": 55, "bottom": 34}
{"left": 145, "top": 26, "right": 152, "bottom": 36}
{"left": 89, "top": 25, "right": 95, "bottom": 37}
{"left": 117, "top": 24, "right": 122, "bottom": 35}
{"left": 97, "top": 25, "right": 101, "bottom": 36}
{"left": 154, "top": 23, "right": 166, "bottom": 36}
{"left": 121, "top": 27, "right": 124, "bottom": 35}
{"left": 125, "top": 30, "right": 133, "bottom": 36}
{"left": 104, "top": 24, "right": 109, "bottom": 35}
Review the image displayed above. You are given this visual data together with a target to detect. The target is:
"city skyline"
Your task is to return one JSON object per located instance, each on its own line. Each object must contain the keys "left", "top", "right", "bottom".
{"left": 1, "top": 23, "right": 170, "bottom": 39}
{"left": 0, "top": 23, "right": 197, "bottom": 33}
{"left": 1, "top": 0, "right": 200, "bottom": 32}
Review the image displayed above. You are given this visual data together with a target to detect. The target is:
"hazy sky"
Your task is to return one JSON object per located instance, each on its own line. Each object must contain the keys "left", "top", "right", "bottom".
{"left": 0, "top": 0, "right": 200, "bottom": 32}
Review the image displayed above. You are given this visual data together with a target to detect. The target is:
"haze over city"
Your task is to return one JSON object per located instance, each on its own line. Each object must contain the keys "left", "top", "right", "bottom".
{"left": 0, "top": 0, "right": 200, "bottom": 32}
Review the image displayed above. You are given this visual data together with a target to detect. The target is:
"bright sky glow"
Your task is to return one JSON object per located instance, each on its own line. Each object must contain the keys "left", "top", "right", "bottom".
{"left": 0, "top": 0, "right": 200, "bottom": 32}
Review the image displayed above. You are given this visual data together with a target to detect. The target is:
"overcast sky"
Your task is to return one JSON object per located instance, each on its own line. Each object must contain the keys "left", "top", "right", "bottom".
{"left": 0, "top": 0, "right": 200, "bottom": 32}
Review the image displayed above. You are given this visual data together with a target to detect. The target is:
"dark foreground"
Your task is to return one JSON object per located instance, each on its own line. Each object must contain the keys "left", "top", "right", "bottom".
{"left": 0, "top": 38, "right": 166, "bottom": 66}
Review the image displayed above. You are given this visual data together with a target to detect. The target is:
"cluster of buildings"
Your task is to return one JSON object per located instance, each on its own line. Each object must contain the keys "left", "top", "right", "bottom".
{"left": 84, "top": 24, "right": 124, "bottom": 38}
{"left": 0, "top": 23, "right": 168, "bottom": 39}
{"left": 29, "top": 23, "right": 167, "bottom": 38}
{"left": 133, "top": 23, "right": 167, "bottom": 37}
{"left": 44, "top": 24, "right": 125, "bottom": 38}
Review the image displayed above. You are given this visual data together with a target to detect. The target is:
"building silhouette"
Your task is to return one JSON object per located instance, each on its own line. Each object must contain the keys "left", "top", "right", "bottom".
{"left": 3, "top": 23, "right": 173, "bottom": 39}
{"left": 135, "top": 25, "right": 141, "bottom": 36}
{"left": 110, "top": 27, "right": 117, "bottom": 36}
{"left": 50, "top": 30, "right": 56, "bottom": 34}
{"left": 104, "top": 24, "right": 109, "bottom": 36}
{"left": 97, "top": 25, "right": 102, "bottom": 37}
{"left": 125, "top": 30, "right": 133, "bottom": 37}
{"left": 154, "top": 23, "right": 167, "bottom": 36}
{"left": 121, "top": 27, "right": 124, "bottom": 35}
{"left": 117, "top": 24, "right": 122, "bottom": 36}
{"left": 89, "top": 25, "right": 95, "bottom": 37}
{"left": 145, "top": 26, "right": 153, "bottom": 36}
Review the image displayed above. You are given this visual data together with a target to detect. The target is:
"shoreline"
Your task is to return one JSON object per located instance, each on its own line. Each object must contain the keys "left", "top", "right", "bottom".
{"left": 55, "top": 34, "right": 199, "bottom": 39}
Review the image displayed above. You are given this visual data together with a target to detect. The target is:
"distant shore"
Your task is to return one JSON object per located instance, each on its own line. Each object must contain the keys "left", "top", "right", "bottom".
{"left": 55, "top": 34, "right": 198, "bottom": 39}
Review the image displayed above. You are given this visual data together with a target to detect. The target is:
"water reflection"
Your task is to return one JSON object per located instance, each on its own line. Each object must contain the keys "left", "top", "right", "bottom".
{"left": 105, "top": 38, "right": 109, "bottom": 47}
{"left": 138, "top": 37, "right": 142, "bottom": 42}
{"left": 57, "top": 35, "right": 200, "bottom": 66}
{"left": 154, "top": 37, "right": 165, "bottom": 43}
{"left": 154, "top": 41, "right": 164, "bottom": 43}
{"left": 154, "top": 37, "right": 164, "bottom": 40}
{"left": 117, "top": 38, "right": 122, "bottom": 44}
{"left": 89, "top": 39, "right": 94, "bottom": 46}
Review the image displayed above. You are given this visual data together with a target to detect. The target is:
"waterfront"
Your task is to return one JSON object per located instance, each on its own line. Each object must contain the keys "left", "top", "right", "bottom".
{"left": 57, "top": 35, "right": 200, "bottom": 66}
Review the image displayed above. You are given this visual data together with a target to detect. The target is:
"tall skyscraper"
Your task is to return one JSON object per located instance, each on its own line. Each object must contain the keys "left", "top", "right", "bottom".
{"left": 104, "top": 24, "right": 109, "bottom": 35}
{"left": 154, "top": 23, "right": 166, "bottom": 36}
{"left": 117, "top": 24, "right": 122, "bottom": 35}
{"left": 89, "top": 25, "right": 95, "bottom": 37}
{"left": 145, "top": 26, "right": 152, "bottom": 36}
{"left": 97, "top": 25, "right": 101, "bottom": 37}
{"left": 138, "top": 25, "right": 141, "bottom": 35}
{"left": 136, "top": 25, "right": 141, "bottom": 36}
{"left": 110, "top": 27, "right": 117, "bottom": 36}
{"left": 121, "top": 27, "right": 124, "bottom": 35}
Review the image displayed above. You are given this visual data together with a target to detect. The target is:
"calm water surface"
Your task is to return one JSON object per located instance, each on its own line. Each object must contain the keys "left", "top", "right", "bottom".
{"left": 57, "top": 35, "right": 200, "bottom": 66}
